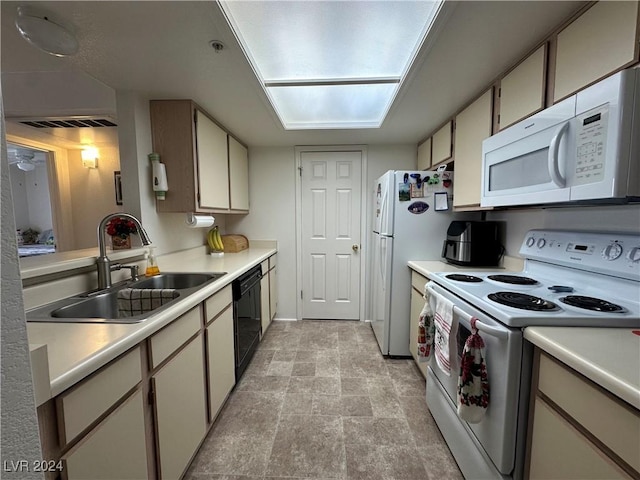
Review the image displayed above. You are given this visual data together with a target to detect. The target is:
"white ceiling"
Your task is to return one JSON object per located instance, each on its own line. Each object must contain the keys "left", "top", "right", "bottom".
{"left": 1, "top": 1, "right": 585, "bottom": 147}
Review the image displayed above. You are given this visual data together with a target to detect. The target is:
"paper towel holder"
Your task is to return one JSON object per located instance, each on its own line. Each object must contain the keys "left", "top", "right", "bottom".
{"left": 186, "top": 213, "right": 215, "bottom": 228}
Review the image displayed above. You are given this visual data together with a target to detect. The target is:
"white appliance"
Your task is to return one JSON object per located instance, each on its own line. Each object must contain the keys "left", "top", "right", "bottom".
{"left": 371, "top": 169, "right": 458, "bottom": 356}
{"left": 481, "top": 68, "right": 640, "bottom": 207}
{"left": 424, "top": 229, "right": 640, "bottom": 479}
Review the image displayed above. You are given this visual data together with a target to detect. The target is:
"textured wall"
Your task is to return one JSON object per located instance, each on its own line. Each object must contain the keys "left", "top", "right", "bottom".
{"left": 1, "top": 95, "right": 44, "bottom": 478}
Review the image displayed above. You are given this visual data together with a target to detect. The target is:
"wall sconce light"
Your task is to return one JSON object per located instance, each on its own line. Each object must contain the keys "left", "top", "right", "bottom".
{"left": 81, "top": 147, "right": 99, "bottom": 169}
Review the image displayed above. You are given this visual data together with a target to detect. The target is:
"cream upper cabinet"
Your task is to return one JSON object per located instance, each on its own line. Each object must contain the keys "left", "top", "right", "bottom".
{"left": 153, "top": 335, "right": 207, "bottom": 480}
{"left": 228, "top": 135, "right": 249, "bottom": 211}
{"left": 553, "top": 1, "right": 639, "bottom": 102}
{"left": 409, "top": 271, "right": 428, "bottom": 378}
{"left": 150, "top": 99, "right": 248, "bottom": 214}
{"left": 196, "top": 110, "right": 230, "bottom": 210}
{"left": 417, "top": 138, "right": 432, "bottom": 171}
{"left": 499, "top": 45, "right": 546, "bottom": 130}
{"left": 432, "top": 121, "right": 453, "bottom": 165}
{"left": 453, "top": 89, "right": 493, "bottom": 208}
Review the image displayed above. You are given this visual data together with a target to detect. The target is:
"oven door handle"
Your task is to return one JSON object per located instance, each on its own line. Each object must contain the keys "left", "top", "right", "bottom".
{"left": 426, "top": 283, "right": 509, "bottom": 340}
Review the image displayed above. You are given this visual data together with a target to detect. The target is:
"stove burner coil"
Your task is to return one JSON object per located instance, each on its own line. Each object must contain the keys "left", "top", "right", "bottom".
{"left": 487, "top": 275, "right": 539, "bottom": 285}
{"left": 445, "top": 274, "right": 483, "bottom": 283}
{"left": 560, "top": 295, "right": 624, "bottom": 313}
{"left": 488, "top": 292, "right": 559, "bottom": 311}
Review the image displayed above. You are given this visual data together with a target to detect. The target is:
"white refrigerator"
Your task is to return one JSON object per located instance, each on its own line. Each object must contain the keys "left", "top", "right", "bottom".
{"left": 370, "top": 169, "right": 456, "bottom": 356}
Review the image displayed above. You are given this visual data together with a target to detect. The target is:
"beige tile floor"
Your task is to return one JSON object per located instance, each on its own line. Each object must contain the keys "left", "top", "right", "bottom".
{"left": 186, "top": 320, "right": 463, "bottom": 480}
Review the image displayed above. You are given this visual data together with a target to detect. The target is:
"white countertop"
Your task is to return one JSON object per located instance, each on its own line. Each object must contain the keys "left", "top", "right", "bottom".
{"left": 27, "top": 245, "right": 276, "bottom": 401}
{"left": 525, "top": 327, "right": 640, "bottom": 410}
{"left": 408, "top": 256, "right": 524, "bottom": 278}
{"left": 20, "top": 247, "right": 148, "bottom": 280}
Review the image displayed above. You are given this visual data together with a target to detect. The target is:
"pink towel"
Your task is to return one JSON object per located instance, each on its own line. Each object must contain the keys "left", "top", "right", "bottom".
{"left": 417, "top": 287, "right": 435, "bottom": 362}
{"left": 433, "top": 293, "right": 455, "bottom": 376}
{"left": 457, "top": 317, "right": 489, "bottom": 423}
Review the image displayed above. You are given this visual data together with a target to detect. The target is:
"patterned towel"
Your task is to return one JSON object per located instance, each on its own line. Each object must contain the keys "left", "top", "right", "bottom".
{"left": 433, "top": 292, "right": 455, "bottom": 376}
{"left": 117, "top": 288, "right": 178, "bottom": 317}
{"left": 457, "top": 317, "right": 489, "bottom": 423}
{"left": 417, "top": 284, "right": 435, "bottom": 362}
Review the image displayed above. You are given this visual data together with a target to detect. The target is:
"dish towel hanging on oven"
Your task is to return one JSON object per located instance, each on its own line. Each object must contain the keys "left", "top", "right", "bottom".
{"left": 417, "top": 284, "right": 435, "bottom": 362}
{"left": 457, "top": 317, "right": 489, "bottom": 423}
{"left": 433, "top": 291, "right": 455, "bottom": 375}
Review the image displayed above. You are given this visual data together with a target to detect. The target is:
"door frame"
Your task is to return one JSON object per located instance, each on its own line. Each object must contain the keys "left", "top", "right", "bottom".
{"left": 294, "top": 145, "right": 368, "bottom": 321}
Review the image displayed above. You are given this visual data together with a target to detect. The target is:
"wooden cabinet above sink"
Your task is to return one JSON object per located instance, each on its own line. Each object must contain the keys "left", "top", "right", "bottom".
{"left": 150, "top": 100, "right": 249, "bottom": 214}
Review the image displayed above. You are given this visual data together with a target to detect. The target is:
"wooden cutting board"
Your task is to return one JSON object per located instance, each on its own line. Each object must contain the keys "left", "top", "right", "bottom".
{"left": 220, "top": 235, "right": 249, "bottom": 252}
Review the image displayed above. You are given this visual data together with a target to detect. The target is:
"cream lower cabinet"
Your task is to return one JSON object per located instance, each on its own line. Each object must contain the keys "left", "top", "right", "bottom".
{"left": 153, "top": 335, "right": 207, "bottom": 480}
{"left": 63, "top": 390, "right": 148, "bottom": 480}
{"left": 269, "top": 255, "right": 277, "bottom": 321}
{"left": 409, "top": 271, "right": 428, "bottom": 378}
{"left": 526, "top": 350, "right": 639, "bottom": 479}
{"left": 207, "top": 307, "right": 235, "bottom": 421}
{"left": 260, "top": 259, "right": 271, "bottom": 334}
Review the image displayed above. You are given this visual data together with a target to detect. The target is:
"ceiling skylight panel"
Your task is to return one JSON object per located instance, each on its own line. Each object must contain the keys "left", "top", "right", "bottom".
{"left": 267, "top": 83, "right": 399, "bottom": 128}
{"left": 219, "top": 0, "right": 443, "bottom": 129}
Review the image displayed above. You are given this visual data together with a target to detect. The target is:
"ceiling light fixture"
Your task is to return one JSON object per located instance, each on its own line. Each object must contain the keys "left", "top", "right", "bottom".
{"left": 15, "top": 6, "right": 78, "bottom": 57}
{"left": 219, "top": 1, "right": 444, "bottom": 130}
{"left": 16, "top": 161, "right": 36, "bottom": 172}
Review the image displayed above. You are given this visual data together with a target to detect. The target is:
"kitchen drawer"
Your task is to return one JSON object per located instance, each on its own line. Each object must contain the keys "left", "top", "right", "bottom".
{"left": 261, "top": 260, "right": 269, "bottom": 275}
{"left": 411, "top": 271, "right": 429, "bottom": 293}
{"left": 58, "top": 347, "right": 141, "bottom": 444}
{"left": 205, "top": 285, "right": 232, "bottom": 324}
{"left": 538, "top": 353, "right": 640, "bottom": 473}
{"left": 529, "top": 396, "right": 631, "bottom": 480}
{"left": 269, "top": 254, "right": 277, "bottom": 270}
{"left": 150, "top": 306, "right": 201, "bottom": 368}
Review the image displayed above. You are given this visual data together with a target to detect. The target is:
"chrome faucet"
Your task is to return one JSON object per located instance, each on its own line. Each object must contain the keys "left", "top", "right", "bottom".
{"left": 96, "top": 213, "right": 152, "bottom": 289}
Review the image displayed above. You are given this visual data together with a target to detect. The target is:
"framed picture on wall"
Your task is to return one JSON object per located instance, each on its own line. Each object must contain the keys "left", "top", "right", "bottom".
{"left": 114, "top": 171, "right": 123, "bottom": 205}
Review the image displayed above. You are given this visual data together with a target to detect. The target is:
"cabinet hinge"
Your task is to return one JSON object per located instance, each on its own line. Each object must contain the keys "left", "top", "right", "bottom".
{"left": 300, "top": 290, "right": 303, "bottom": 300}
{"left": 298, "top": 166, "right": 303, "bottom": 176}
{"left": 497, "top": 114, "right": 500, "bottom": 126}
{"left": 498, "top": 87, "right": 501, "bottom": 98}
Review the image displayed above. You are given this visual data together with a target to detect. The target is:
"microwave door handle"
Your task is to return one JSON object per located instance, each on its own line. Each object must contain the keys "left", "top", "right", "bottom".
{"left": 548, "top": 122, "right": 569, "bottom": 187}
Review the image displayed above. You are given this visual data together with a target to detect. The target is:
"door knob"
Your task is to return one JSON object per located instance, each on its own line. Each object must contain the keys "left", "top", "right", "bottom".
{"left": 352, "top": 244, "right": 359, "bottom": 252}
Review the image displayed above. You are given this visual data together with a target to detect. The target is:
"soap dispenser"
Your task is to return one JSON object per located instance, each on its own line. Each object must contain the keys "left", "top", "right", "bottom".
{"left": 145, "top": 246, "right": 160, "bottom": 277}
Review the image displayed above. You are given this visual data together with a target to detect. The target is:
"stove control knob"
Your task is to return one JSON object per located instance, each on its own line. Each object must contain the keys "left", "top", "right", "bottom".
{"left": 602, "top": 243, "right": 623, "bottom": 261}
{"left": 536, "top": 238, "right": 546, "bottom": 248}
{"left": 526, "top": 237, "right": 535, "bottom": 247}
{"left": 628, "top": 247, "right": 640, "bottom": 263}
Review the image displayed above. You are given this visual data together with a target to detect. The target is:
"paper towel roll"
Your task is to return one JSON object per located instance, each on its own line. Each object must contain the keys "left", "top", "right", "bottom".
{"left": 186, "top": 214, "right": 215, "bottom": 228}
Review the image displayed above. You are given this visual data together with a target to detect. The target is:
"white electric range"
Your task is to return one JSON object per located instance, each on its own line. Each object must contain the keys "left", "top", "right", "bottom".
{"left": 424, "top": 229, "right": 640, "bottom": 480}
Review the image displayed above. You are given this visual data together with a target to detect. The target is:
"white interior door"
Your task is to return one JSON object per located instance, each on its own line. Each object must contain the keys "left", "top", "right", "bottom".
{"left": 301, "top": 151, "right": 362, "bottom": 320}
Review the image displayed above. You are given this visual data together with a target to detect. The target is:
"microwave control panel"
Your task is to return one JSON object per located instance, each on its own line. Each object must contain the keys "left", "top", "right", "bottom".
{"left": 574, "top": 105, "right": 608, "bottom": 185}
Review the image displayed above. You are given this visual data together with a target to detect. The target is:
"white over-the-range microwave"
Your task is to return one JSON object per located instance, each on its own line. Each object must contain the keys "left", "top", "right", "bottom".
{"left": 481, "top": 68, "right": 640, "bottom": 207}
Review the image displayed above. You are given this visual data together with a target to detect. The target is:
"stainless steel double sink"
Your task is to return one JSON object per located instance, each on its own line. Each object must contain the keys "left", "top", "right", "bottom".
{"left": 27, "top": 272, "right": 227, "bottom": 324}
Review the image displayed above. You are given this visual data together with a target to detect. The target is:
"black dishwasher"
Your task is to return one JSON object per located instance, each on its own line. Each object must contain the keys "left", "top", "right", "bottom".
{"left": 232, "top": 265, "right": 262, "bottom": 380}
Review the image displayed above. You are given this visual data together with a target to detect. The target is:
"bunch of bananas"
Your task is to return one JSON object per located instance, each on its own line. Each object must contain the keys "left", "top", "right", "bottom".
{"left": 207, "top": 226, "right": 224, "bottom": 252}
